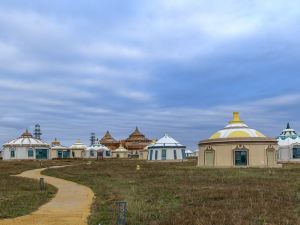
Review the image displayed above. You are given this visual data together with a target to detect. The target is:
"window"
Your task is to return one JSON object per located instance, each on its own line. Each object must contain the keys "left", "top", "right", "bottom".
{"left": 10, "top": 150, "right": 15, "bottom": 158}
{"left": 293, "top": 147, "right": 300, "bottom": 159}
{"left": 161, "top": 149, "right": 167, "bottom": 160}
{"left": 235, "top": 150, "right": 248, "bottom": 166}
{"left": 28, "top": 148, "right": 34, "bottom": 157}
{"left": 181, "top": 149, "right": 186, "bottom": 159}
{"left": 149, "top": 150, "right": 153, "bottom": 160}
{"left": 174, "top": 150, "right": 177, "bottom": 159}
{"left": 106, "top": 151, "right": 110, "bottom": 157}
{"left": 155, "top": 150, "right": 158, "bottom": 160}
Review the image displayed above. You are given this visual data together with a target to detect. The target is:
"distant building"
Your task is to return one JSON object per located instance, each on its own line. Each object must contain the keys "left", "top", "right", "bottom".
{"left": 51, "top": 138, "right": 70, "bottom": 159}
{"left": 124, "top": 127, "right": 152, "bottom": 159}
{"left": 198, "top": 112, "right": 279, "bottom": 168}
{"left": 100, "top": 131, "right": 119, "bottom": 150}
{"left": 147, "top": 134, "right": 186, "bottom": 161}
{"left": 277, "top": 123, "right": 300, "bottom": 163}
{"left": 111, "top": 143, "right": 129, "bottom": 158}
{"left": 85, "top": 142, "right": 111, "bottom": 159}
{"left": 2, "top": 129, "right": 50, "bottom": 160}
{"left": 185, "top": 149, "right": 195, "bottom": 157}
{"left": 69, "top": 139, "right": 87, "bottom": 158}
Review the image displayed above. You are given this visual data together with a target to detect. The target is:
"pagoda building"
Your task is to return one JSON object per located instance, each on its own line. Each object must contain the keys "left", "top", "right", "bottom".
{"left": 99, "top": 131, "right": 120, "bottom": 150}
{"left": 198, "top": 112, "right": 279, "bottom": 168}
{"left": 123, "top": 127, "right": 152, "bottom": 159}
{"left": 277, "top": 123, "right": 300, "bottom": 162}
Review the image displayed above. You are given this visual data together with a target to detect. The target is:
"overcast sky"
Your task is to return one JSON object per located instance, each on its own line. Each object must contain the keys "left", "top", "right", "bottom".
{"left": 0, "top": 0, "right": 300, "bottom": 149}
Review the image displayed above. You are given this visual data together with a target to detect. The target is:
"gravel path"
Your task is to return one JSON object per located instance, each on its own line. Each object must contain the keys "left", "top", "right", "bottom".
{"left": 0, "top": 166, "right": 94, "bottom": 225}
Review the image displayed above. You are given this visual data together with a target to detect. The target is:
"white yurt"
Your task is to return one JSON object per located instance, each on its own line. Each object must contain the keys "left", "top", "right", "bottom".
{"left": 277, "top": 123, "right": 300, "bottom": 162}
{"left": 2, "top": 129, "right": 50, "bottom": 160}
{"left": 51, "top": 138, "right": 70, "bottom": 159}
{"left": 85, "top": 142, "right": 111, "bottom": 159}
{"left": 112, "top": 143, "right": 129, "bottom": 158}
{"left": 147, "top": 134, "right": 186, "bottom": 161}
{"left": 69, "top": 139, "right": 87, "bottom": 158}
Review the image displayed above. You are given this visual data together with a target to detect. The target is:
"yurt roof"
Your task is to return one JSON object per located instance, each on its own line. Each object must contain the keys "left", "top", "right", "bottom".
{"left": 277, "top": 123, "right": 300, "bottom": 146}
{"left": 3, "top": 129, "right": 50, "bottom": 147}
{"left": 70, "top": 139, "right": 87, "bottom": 149}
{"left": 148, "top": 134, "right": 185, "bottom": 148}
{"left": 209, "top": 112, "right": 266, "bottom": 140}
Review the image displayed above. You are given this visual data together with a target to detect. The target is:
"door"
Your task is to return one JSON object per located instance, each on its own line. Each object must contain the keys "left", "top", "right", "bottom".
{"left": 235, "top": 151, "right": 248, "bottom": 166}
{"left": 36, "top": 149, "right": 48, "bottom": 160}
{"left": 161, "top": 149, "right": 167, "bottom": 160}
{"left": 57, "top": 150, "right": 62, "bottom": 158}
{"left": 205, "top": 151, "right": 214, "bottom": 166}
{"left": 267, "top": 150, "right": 275, "bottom": 166}
{"left": 63, "top": 150, "right": 70, "bottom": 158}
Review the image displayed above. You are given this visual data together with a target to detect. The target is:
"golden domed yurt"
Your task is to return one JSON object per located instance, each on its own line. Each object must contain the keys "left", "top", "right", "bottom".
{"left": 198, "top": 112, "right": 279, "bottom": 168}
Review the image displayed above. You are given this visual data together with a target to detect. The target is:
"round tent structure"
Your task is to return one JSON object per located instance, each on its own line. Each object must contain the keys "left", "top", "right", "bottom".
{"left": 147, "top": 134, "right": 186, "bottom": 161}
{"left": 277, "top": 123, "right": 300, "bottom": 162}
{"left": 85, "top": 142, "right": 111, "bottom": 159}
{"left": 69, "top": 139, "right": 87, "bottom": 158}
{"left": 2, "top": 129, "right": 50, "bottom": 160}
{"left": 198, "top": 112, "right": 279, "bottom": 168}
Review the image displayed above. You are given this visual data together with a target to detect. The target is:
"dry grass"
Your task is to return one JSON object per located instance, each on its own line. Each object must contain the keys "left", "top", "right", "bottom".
{"left": 43, "top": 159, "right": 300, "bottom": 225}
{"left": 0, "top": 160, "right": 81, "bottom": 219}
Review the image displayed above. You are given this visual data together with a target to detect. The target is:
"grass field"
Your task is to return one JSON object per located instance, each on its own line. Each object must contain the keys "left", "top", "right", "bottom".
{"left": 0, "top": 160, "right": 79, "bottom": 219}
{"left": 43, "top": 159, "right": 300, "bottom": 225}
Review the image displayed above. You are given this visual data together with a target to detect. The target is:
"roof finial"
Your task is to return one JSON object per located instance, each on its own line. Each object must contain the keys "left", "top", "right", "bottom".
{"left": 229, "top": 112, "right": 243, "bottom": 124}
{"left": 287, "top": 122, "right": 291, "bottom": 129}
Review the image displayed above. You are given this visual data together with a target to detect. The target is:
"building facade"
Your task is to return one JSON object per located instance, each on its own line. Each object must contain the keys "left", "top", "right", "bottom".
{"left": 2, "top": 129, "right": 50, "bottom": 160}
{"left": 69, "top": 139, "right": 87, "bottom": 158}
{"left": 51, "top": 138, "right": 70, "bottom": 159}
{"left": 123, "top": 127, "right": 152, "bottom": 159}
{"left": 147, "top": 134, "right": 186, "bottom": 161}
{"left": 198, "top": 112, "right": 279, "bottom": 168}
{"left": 277, "top": 123, "right": 300, "bottom": 163}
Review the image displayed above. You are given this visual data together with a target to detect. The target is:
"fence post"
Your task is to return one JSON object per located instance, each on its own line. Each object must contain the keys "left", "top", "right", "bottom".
{"left": 116, "top": 201, "right": 127, "bottom": 225}
{"left": 40, "top": 178, "right": 45, "bottom": 191}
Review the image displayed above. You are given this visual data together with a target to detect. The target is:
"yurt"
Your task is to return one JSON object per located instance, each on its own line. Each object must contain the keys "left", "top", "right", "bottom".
{"left": 112, "top": 143, "right": 129, "bottom": 158}
{"left": 198, "top": 112, "right": 279, "bottom": 168}
{"left": 2, "top": 129, "right": 50, "bottom": 160}
{"left": 85, "top": 142, "right": 111, "bottom": 159}
{"left": 277, "top": 123, "right": 300, "bottom": 162}
{"left": 69, "top": 139, "right": 87, "bottom": 158}
{"left": 147, "top": 134, "right": 186, "bottom": 161}
{"left": 51, "top": 138, "right": 70, "bottom": 159}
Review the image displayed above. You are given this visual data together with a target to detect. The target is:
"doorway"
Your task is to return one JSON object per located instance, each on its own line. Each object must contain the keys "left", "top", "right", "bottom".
{"left": 267, "top": 149, "right": 275, "bottom": 166}
{"left": 234, "top": 150, "right": 248, "bottom": 166}
{"left": 205, "top": 151, "right": 214, "bottom": 166}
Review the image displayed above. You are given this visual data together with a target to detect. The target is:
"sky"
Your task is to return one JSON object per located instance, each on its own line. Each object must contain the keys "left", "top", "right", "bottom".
{"left": 0, "top": 0, "right": 300, "bottom": 149}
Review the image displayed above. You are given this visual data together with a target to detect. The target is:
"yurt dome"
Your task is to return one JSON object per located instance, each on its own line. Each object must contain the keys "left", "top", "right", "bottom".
{"left": 3, "top": 129, "right": 49, "bottom": 147}
{"left": 148, "top": 134, "right": 185, "bottom": 148}
{"left": 86, "top": 143, "right": 110, "bottom": 151}
{"left": 277, "top": 123, "right": 300, "bottom": 146}
{"left": 209, "top": 112, "right": 265, "bottom": 139}
{"left": 70, "top": 139, "right": 87, "bottom": 149}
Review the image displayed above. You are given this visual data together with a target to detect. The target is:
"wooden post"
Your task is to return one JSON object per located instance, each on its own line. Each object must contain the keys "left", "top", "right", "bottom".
{"left": 117, "top": 201, "right": 127, "bottom": 225}
{"left": 40, "top": 178, "right": 45, "bottom": 191}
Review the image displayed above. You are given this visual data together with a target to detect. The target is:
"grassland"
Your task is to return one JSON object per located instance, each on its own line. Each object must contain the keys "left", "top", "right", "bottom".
{"left": 43, "top": 159, "right": 300, "bottom": 225}
{"left": 0, "top": 160, "right": 79, "bottom": 219}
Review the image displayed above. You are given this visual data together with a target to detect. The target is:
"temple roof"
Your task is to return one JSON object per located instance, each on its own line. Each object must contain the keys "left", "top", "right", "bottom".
{"left": 100, "top": 131, "right": 118, "bottom": 143}
{"left": 126, "top": 127, "right": 151, "bottom": 142}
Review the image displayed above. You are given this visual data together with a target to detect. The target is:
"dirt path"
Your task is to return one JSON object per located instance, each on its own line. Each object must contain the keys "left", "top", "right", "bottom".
{"left": 0, "top": 166, "right": 94, "bottom": 225}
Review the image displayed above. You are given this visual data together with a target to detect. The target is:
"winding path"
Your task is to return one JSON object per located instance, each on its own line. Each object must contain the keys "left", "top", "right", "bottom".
{"left": 0, "top": 166, "right": 94, "bottom": 225}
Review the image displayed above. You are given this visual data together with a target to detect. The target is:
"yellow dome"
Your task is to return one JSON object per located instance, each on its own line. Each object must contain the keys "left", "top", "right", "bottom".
{"left": 209, "top": 112, "right": 266, "bottom": 139}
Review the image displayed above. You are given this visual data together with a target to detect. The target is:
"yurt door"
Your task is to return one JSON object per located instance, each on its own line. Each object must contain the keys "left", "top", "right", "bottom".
{"left": 267, "top": 150, "right": 275, "bottom": 166}
{"left": 205, "top": 151, "right": 214, "bottom": 166}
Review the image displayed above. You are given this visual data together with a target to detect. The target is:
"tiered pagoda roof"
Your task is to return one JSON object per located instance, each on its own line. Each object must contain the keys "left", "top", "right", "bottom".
{"left": 100, "top": 131, "right": 118, "bottom": 143}
{"left": 126, "top": 127, "right": 151, "bottom": 143}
